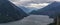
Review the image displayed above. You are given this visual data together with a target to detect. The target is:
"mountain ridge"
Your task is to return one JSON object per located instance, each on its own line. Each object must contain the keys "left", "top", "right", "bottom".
{"left": 0, "top": 0, "right": 28, "bottom": 23}
{"left": 30, "top": 1, "right": 60, "bottom": 18}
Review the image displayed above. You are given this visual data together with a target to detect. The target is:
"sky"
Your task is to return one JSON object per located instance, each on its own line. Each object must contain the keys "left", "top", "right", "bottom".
{"left": 9, "top": 0, "right": 60, "bottom": 9}
{"left": 9, "top": 0, "right": 60, "bottom": 13}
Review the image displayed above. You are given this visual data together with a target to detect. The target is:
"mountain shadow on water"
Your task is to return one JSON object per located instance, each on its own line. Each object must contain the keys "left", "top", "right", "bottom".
{"left": 0, "top": 0, "right": 29, "bottom": 23}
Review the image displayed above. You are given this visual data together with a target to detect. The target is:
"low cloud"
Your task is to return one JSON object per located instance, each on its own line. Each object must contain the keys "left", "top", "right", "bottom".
{"left": 9, "top": 0, "right": 60, "bottom": 6}
{"left": 25, "top": 3, "right": 49, "bottom": 9}
{"left": 9, "top": 0, "right": 60, "bottom": 9}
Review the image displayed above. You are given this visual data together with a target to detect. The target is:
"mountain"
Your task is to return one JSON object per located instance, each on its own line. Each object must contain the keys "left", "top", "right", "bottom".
{"left": 18, "top": 6, "right": 31, "bottom": 14}
{"left": 18, "top": 6, "right": 38, "bottom": 14}
{"left": 0, "top": 0, "right": 28, "bottom": 23}
{"left": 30, "top": 1, "right": 60, "bottom": 18}
{"left": 30, "top": 10, "right": 37, "bottom": 15}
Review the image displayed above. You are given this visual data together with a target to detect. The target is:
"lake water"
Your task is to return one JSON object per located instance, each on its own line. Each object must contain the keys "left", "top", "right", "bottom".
{"left": 0, "top": 15, "right": 54, "bottom": 25}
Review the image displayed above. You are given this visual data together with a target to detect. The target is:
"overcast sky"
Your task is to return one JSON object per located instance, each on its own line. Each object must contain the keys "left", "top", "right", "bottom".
{"left": 10, "top": 0, "right": 60, "bottom": 3}
{"left": 9, "top": 0, "right": 60, "bottom": 9}
{"left": 10, "top": 0, "right": 60, "bottom": 2}
{"left": 9, "top": 0, "right": 60, "bottom": 6}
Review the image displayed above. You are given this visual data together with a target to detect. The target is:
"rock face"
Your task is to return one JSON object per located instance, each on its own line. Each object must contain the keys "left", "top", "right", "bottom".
{"left": 0, "top": 0, "right": 28, "bottom": 23}
{"left": 30, "top": 1, "right": 60, "bottom": 18}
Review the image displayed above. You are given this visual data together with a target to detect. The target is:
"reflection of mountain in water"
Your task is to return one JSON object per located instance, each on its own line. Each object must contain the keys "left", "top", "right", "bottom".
{"left": 0, "top": 0, "right": 28, "bottom": 23}
{"left": 30, "top": 1, "right": 60, "bottom": 18}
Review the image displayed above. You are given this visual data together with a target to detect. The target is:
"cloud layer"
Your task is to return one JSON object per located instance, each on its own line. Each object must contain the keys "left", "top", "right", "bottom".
{"left": 9, "top": 0, "right": 60, "bottom": 9}
{"left": 9, "top": 0, "right": 60, "bottom": 6}
{"left": 10, "top": 0, "right": 60, "bottom": 2}
{"left": 9, "top": 0, "right": 60, "bottom": 13}
{"left": 25, "top": 3, "right": 49, "bottom": 9}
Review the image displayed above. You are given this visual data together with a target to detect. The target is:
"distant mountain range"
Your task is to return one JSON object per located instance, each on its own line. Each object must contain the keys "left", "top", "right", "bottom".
{"left": 30, "top": 1, "right": 60, "bottom": 18}
{"left": 0, "top": 0, "right": 28, "bottom": 23}
{"left": 18, "top": 6, "right": 32, "bottom": 14}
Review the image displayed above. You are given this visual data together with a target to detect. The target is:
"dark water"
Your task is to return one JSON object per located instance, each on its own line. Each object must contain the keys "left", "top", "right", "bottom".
{"left": 0, "top": 15, "right": 54, "bottom": 25}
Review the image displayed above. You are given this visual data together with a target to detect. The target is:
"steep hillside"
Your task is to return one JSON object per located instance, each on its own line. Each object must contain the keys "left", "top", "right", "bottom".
{"left": 0, "top": 0, "right": 28, "bottom": 23}
{"left": 30, "top": 1, "right": 60, "bottom": 18}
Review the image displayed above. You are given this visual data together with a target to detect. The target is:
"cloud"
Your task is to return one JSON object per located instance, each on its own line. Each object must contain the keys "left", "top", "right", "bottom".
{"left": 25, "top": 3, "right": 49, "bottom": 9}
{"left": 26, "top": 3, "right": 48, "bottom": 8}
{"left": 9, "top": 0, "right": 60, "bottom": 9}
{"left": 9, "top": 0, "right": 60, "bottom": 6}
{"left": 9, "top": 0, "right": 20, "bottom": 2}
{"left": 9, "top": 0, "right": 32, "bottom": 6}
